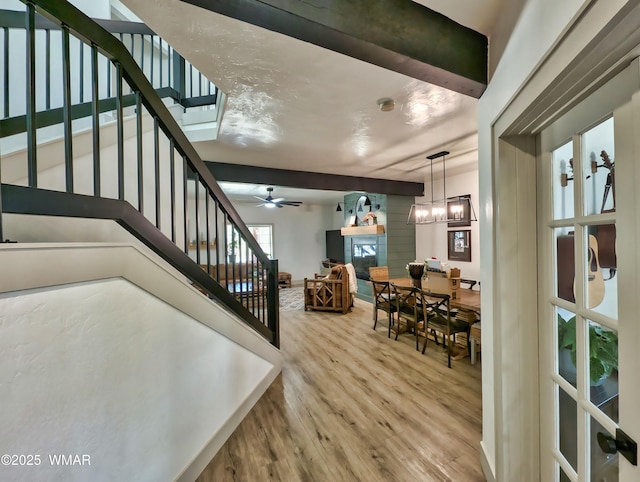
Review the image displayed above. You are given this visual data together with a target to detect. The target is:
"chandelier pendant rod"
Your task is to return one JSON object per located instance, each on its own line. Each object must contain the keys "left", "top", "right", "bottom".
{"left": 442, "top": 153, "right": 446, "bottom": 205}
{"left": 430, "top": 155, "right": 435, "bottom": 204}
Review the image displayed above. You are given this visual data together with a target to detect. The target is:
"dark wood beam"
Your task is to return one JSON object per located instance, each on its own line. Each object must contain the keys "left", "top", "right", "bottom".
{"left": 180, "top": 0, "right": 487, "bottom": 98}
{"left": 205, "top": 162, "right": 424, "bottom": 197}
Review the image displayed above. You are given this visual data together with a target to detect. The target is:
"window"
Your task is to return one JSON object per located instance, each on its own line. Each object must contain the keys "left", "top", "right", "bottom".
{"left": 227, "top": 224, "right": 274, "bottom": 261}
{"left": 248, "top": 224, "right": 274, "bottom": 259}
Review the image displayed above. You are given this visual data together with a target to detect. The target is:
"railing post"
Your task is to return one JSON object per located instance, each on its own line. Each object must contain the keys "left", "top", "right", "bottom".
{"left": 115, "top": 62, "right": 124, "bottom": 200}
{"left": 136, "top": 92, "right": 143, "bottom": 212}
{"left": 3, "top": 27, "right": 9, "bottom": 118}
{"left": 25, "top": 1, "right": 37, "bottom": 187}
{"left": 194, "top": 171, "right": 200, "bottom": 266}
{"left": 172, "top": 49, "right": 185, "bottom": 101}
{"left": 62, "top": 25, "right": 74, "bottom": 193}
{"left": 169, "top": 139, "right": 176, "bottom": 243}
{"left": 268, "top": 259, "right": 280, "bottom": 348}
{"left": 0, "top": 179, "right": 4, "bottom": 243}
{"left": 45, "top": 29, "right": 50, "bottom": 110}
{"left": 91, "top": 44, "right": 101, "bottom": 197}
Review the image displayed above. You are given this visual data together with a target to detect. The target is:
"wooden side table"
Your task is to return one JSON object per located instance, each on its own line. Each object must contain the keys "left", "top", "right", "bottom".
{"left": 278, "top": 272, "right": 292, "bottom": 288}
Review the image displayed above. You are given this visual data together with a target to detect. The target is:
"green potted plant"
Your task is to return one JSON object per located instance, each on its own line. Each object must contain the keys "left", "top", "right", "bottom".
{"left": 557, "top": 314, "right": 618, "bottom": 385}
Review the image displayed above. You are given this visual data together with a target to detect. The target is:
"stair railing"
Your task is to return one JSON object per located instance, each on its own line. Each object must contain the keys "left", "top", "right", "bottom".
{"left": 1, "top": 0, "right": 279, "bottom": 347}
{"left": 1, "top": 8, "right": 218, "bottom": 126}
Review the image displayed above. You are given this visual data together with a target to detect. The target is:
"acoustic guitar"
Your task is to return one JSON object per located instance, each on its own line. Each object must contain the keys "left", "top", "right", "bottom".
{"left": 579, "top": 234, "right": 605, "bottom": 308}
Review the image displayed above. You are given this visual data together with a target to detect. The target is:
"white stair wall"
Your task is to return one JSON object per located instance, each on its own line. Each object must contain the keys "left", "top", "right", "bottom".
{"left": 2, "top": 110, "right": 188, "bottom": 252}
{"left": 0, "top": 242, "right": 282, "bottom": 482}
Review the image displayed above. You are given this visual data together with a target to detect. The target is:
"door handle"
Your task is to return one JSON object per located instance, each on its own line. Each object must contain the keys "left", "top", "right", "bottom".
{"left": 597, "top": 428, "right": 637, "bottom": 466}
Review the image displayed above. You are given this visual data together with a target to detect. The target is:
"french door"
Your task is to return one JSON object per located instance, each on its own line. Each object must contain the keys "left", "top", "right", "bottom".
{"left": 538, "top": 62, "right": 640, "bottom": 482}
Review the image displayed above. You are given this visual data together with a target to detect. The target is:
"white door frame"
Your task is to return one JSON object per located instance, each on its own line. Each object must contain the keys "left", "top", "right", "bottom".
{"left": 484, "top": 2, "right": 640, "bottom": 480}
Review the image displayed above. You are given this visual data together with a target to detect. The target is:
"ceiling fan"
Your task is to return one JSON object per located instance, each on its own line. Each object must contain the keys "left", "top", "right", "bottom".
{"left": 254, "top": 187, "right": 303, "bottom": 208}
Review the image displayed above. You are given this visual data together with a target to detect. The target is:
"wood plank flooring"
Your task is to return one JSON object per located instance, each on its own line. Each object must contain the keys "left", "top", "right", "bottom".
{"left": 197, "top": 297, "right": 484, "bottom": 481}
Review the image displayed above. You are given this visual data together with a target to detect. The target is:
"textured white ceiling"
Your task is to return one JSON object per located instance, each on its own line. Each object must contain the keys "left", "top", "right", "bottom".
{"left": 121, "top": 0, "right": 506, "bottom": 204}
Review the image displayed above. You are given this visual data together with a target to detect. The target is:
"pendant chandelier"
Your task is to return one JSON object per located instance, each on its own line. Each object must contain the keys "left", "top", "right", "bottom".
{"left": 407, "top": 151, "right": 477, "bottom": 225}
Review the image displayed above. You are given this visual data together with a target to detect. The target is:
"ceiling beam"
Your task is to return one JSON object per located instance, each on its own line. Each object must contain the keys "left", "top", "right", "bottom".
{"left": 205, "top": 162, "right": 424, "bottom": 197}
{"left": 180, "top": 0, "right": 487, "bottom": 98}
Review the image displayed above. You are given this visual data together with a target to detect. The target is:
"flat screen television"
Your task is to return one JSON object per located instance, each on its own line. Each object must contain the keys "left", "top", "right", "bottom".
{"left": 325, "top": 230, "right": 344, "bottom": 263}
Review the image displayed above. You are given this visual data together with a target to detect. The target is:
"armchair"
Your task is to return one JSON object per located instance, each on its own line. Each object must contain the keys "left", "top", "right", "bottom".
{"left": 304, "top": 265, "right": 353, "bottom": 314}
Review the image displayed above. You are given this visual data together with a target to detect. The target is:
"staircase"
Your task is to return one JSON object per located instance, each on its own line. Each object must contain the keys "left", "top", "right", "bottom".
{"left": 0, "top": 0, "right": 279, "bottom": 345}
{"left": 0, "top": 1, "right": 281, "bottom": 480}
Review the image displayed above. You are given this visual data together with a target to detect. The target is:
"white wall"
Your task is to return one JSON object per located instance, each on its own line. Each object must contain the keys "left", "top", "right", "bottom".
{"left": 69, "top": 0, "right": 111, "bottom": 18}
{"left": 415, "top": 167, "right": 480, "bottom": 283}
{"left": 230, "top": 201, "right": 344, "bottom": 283}
{"left": 478, "top": 0, "right": 632, "bottom": 480}
{"left": 0, "top": 243, "right": 282, "bottom": 482}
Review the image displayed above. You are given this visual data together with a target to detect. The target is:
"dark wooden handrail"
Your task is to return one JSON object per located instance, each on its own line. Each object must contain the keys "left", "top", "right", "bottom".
{"left": 1, "top": 183, "right": 276, "bottom": 342}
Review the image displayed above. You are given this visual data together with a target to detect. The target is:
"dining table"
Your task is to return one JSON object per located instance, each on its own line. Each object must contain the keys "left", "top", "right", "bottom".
{"left": 387, "top": 277, "right": 482, "bottom": 363}
{"left": 387, "top": 277, "right": 480, "bottom": 312}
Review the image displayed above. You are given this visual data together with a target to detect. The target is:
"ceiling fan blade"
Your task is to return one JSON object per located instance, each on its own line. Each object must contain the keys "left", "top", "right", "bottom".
{"left": 271, "top": 197, "right": 285, "bottom": 203}
{"left": 253, "top": 196, "right": 268, "bottom": 202}
{"left": 280, "top": 201, "right": 303, "bottom": 206}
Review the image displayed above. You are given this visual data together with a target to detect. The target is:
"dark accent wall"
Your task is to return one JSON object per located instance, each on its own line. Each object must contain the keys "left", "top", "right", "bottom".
{"left": 386, "top": 195, "right": 417, "bottom": 278}
{"left": 342, "top": 192, "right": 415, "bottom": 303}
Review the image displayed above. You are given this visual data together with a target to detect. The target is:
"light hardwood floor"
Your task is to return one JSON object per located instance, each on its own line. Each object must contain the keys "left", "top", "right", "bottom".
{"left": 197, "top": 297, "right": 484, "bottom": 481}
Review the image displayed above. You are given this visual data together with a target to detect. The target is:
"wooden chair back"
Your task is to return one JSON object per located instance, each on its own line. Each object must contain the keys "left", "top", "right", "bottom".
{"left": 371, "top": 280, "right": 397, "bottom": 337}
{"left": 420, "top": 289, "right": 469, "bottom": 368}
{"left": 369, "top": 266, "right": 389, "bottom": 281}
{"left": 392, "top": 285, "right": 424, "bottom": 350}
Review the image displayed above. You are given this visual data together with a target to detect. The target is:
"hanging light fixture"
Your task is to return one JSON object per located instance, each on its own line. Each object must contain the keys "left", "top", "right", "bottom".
{"left": 407, "top": 151, "right": 477, "bottom": 225}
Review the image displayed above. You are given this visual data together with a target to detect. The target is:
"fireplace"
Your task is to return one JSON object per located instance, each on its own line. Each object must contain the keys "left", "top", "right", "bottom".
{"left": 351, "top": 240, "right": 378, "bottom": 280}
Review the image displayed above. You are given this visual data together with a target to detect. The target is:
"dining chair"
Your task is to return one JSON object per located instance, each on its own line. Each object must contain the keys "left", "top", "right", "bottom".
{"left": 368, "top": 266, "right": 389, "bottom": 281}
{"left": 420, "top": 289, "right": 471, "bottom": 368}
{"left": 371, "top": 280, "right": 397, "bottom": 338}
{"left": 393, "top": 285, "right": 424, "bottom": 351}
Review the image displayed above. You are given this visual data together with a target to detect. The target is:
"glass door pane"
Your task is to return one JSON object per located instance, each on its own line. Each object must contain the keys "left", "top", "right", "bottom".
{"left": 553, "top": 140, "right": 575, "bottom": 220}
{"left": 582, "top": 118, "right": 615, "bottom": 217}
{"left": 548, "top": 116, "right": 619, "bottom": 481}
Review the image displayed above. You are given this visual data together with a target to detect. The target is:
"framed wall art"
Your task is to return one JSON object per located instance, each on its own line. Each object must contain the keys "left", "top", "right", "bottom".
{"left": 448, "top": 229, "right": 471, "bottom": 262}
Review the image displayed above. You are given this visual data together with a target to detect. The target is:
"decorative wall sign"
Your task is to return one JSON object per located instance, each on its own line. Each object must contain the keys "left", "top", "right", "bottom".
{"left": 448, "top": 230, "right": 471, "bottom": 262}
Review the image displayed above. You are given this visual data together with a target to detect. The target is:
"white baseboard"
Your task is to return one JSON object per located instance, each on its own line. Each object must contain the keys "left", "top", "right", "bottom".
{"left": 176, "top": 364, "right": 281, "bottom": 481}
{"left": 480, "top": 441, "right": 496, "bottom": 482}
